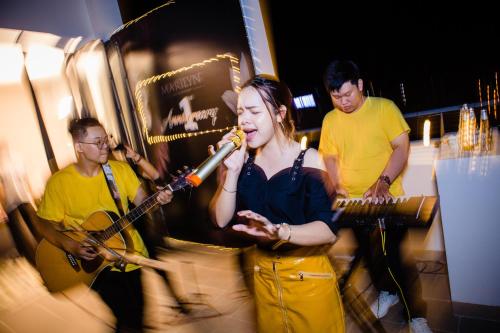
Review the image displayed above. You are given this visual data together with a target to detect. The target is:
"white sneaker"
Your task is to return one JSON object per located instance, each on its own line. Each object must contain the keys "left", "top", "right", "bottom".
{"left": 410, "top": 318, "right": 432, "bottom": 333}
{"left": 370, "top": 291, "right": 399, "bottom": 319}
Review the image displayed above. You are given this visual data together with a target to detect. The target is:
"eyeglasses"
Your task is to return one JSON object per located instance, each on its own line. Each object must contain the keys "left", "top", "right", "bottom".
{"left": 79, "top": 136, "right": 109, "bottom": 149}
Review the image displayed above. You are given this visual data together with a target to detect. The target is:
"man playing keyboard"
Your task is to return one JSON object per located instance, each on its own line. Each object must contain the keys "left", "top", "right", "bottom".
{"left": 319, "top": 60, "right": 432, "bottom": 333}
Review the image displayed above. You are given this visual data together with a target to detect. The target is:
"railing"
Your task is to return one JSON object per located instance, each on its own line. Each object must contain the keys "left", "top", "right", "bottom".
{"left": 295, "top": 101, "right": 499, "bottom": 144}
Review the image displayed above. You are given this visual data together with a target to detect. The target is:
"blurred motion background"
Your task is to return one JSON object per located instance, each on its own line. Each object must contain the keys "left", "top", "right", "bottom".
{"left": 0, "top": 1, "right": 499, "bottom": 332}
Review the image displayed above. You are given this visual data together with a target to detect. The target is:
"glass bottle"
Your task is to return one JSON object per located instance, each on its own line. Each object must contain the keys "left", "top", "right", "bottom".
{"left": 478, "top": 109, "right": 490, "bottom": 152}
{"left": 468, "top": 107, "right": 477, "bottom": 150}
{"left": 458, "top": 104, "right": 468, "bottom": 151}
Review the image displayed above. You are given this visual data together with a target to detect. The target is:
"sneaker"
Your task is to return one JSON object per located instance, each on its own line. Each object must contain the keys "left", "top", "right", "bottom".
{"left": 370, "top": 290, "right": 399, "bottom": 319}
{"left": 410, "top": 318, "right": 432, "bottom": 333}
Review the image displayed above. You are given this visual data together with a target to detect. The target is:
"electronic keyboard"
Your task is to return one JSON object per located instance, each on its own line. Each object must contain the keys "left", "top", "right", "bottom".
{"left": 332, "top": 195, "right": 439, "bottom": 228}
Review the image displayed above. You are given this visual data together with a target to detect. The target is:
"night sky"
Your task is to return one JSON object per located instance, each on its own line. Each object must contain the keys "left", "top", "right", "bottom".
{"left": 267, "top": 3, "right": 500, "bottom": 114}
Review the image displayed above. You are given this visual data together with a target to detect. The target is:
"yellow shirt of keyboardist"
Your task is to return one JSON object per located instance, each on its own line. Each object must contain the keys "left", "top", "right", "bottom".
{"left": 319, "top": 96, "right": 410, "bottom": 198}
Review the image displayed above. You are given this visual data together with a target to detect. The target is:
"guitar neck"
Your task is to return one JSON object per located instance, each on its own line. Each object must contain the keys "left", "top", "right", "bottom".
{"left": 99, "top": 184, "right": 174, "bottom": 242}
{"left": 125, "top": 191, "right": 162, "bottom": 224}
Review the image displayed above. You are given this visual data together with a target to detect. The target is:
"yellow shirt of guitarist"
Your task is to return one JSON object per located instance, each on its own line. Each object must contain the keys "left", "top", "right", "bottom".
{"left": 37, "top": 160, "right": 148, "bottom": 271}
{"left": 319, "top": 97, "right": 410, "bottom": 198}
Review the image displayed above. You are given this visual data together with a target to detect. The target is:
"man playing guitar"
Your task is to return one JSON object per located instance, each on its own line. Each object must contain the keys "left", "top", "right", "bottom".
{"left": 35, "top": 117, "right": 173, "bottom": 333}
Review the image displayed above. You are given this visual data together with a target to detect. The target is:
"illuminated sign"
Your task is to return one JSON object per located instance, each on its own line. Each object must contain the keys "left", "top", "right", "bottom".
{"left": 134, "top": 53, "right": 241, "bottom": 144}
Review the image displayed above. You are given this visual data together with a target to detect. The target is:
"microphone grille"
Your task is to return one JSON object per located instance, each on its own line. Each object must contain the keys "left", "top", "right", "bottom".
{"left": 231, "top": 129, "right": 245, "bottom": 148}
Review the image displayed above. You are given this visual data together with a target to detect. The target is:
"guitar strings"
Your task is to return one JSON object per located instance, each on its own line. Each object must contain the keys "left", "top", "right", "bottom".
{"left": 103, "top": 177, "right": 186, "bottom": 240}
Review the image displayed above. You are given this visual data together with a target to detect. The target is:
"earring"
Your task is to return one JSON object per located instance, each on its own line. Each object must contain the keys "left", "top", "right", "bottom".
{"left": 279, "top": 121, "right": 286, "bottom": 132}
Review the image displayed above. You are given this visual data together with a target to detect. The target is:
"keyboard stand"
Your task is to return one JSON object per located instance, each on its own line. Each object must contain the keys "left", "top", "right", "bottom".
{"left": 339, "top": 246, "right": 387, "bottom": 333}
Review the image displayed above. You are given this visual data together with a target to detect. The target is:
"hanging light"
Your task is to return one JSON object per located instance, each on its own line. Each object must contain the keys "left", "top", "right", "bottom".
{"left": 25, "top": 44, "right": 64, "bottom": 80}
{"left": 57, "top": 95, "right": 74, "bottom": 120}
{"left": 0, "top": 44, "right": 24, "bottom": 84}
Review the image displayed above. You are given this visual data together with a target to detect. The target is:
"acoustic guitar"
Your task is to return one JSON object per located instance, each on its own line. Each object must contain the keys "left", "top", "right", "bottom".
{"left": 35, "top": 174, "right": 191, "bottom": 292}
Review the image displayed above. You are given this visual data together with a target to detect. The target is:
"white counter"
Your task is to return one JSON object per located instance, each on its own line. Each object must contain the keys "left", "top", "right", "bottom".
{"left": 435, "top": 153, "right": 500, "bottom": 307}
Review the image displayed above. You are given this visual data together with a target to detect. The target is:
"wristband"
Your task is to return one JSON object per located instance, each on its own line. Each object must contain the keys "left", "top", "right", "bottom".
{"left": 379, "top": 175, "right": 391, "bottom": 186}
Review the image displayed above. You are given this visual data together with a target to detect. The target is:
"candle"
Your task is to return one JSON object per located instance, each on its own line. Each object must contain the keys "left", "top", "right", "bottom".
{"left": 300, "top": 135, "right": 308, "bottom": 150}
{"left": 423, "top": 119, "right": 431, "bottom": 147}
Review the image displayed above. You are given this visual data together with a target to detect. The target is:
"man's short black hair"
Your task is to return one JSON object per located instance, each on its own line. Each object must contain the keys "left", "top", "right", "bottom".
{"left": 68, "top": 117, "right": 102, "bottom": 141}
{"left": 324, "top": 60, "right": 361, "bottom": 92}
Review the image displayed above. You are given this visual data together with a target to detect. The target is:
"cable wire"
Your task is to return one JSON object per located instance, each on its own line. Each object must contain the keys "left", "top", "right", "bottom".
{"left": 378, "top": 219, "right": 411, "bottom": 331}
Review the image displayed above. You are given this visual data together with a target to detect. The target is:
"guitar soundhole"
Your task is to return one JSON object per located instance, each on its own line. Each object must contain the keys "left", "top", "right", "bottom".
{"left": 81, "top": 256, "right": 103, "bottom": 273}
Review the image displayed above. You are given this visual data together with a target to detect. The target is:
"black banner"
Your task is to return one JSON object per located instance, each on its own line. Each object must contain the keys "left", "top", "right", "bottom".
{"left": 110, "top": 0, "right": 254, "bottom": 245}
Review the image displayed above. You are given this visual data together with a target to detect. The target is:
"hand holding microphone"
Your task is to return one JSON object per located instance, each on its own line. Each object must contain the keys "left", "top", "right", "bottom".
{"left": 211, "top": 129, "right": 248, "bottom": 173}
{"left": 186, "top": 129, "right": 246, "bottom": 187}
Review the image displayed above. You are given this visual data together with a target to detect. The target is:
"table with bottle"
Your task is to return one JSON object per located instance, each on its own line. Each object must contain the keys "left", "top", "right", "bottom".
{"left": 435, "top": 105, "right": 500, "bottom": 314}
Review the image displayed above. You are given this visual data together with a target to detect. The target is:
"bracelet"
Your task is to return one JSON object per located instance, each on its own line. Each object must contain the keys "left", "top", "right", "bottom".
{"left": 281, "top": 222, "right": 292, "bottom": 241}
{"left": 222, "top": 185, "right": 237, "bottom": 193}
{"left": 271, "top": 223, "right": 292, "bottom": 250}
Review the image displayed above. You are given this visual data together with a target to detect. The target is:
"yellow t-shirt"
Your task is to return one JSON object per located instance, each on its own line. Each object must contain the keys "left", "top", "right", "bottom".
{"left": 319, "top": 97, "right": 410, "bottom": 198}
{"left": 37, "top": 160, "right": 148, "bottom": 271}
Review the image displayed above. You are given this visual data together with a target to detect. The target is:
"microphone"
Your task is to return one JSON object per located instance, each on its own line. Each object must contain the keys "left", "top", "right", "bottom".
{"left": 186, "top": 130, "right": 244, "bottom": 187}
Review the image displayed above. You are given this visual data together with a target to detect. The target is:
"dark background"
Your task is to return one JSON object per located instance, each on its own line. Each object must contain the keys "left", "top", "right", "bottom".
{"left": 267, "top": 2, "right": 500, "bottom": 116}
{"left": 115, "top": 0, "right": 254, "bottom": 245}
{"left": 118, "top": 1, "right": 500, "bottom": 117}
{"left": 113, "top": 1, "right": 499, "bottom": 244}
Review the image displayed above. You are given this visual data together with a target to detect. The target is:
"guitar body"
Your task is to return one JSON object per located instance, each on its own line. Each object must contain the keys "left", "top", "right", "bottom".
{"left": 35, "top": 211, "right": 131, "bottom": 293}
{"left": 35, "top": 171, "right": 191, "bottom": 293}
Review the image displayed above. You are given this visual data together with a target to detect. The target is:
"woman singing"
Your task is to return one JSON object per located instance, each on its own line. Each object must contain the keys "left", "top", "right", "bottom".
{"left": 210, "top": 74, "right": 345, "bottom": 332}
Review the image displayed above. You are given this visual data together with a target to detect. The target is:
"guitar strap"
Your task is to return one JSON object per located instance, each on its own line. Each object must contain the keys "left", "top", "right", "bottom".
{"left": 101, "top": 163, "right": 125, "bottom": 217}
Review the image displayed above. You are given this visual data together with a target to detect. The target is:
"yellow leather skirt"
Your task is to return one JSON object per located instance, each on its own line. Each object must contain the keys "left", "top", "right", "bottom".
{"left": 254, "top": 246, "right": 345, "bottom": 333}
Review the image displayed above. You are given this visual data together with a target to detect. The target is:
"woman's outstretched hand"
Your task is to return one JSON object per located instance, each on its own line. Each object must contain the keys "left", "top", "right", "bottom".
{"left": 233, "top": 210, "right": 280, "bottom": 240}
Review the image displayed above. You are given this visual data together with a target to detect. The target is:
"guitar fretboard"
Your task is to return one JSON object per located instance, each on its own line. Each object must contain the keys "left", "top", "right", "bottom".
{"left": 98, "top": 185, "right": 171, "bottom": 241}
